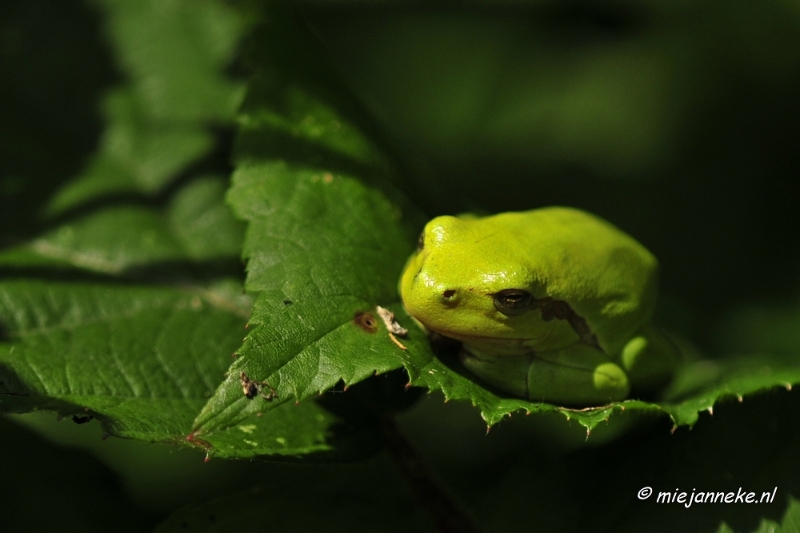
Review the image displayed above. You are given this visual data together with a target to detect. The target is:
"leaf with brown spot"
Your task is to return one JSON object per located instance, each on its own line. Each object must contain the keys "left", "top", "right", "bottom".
{"left": 188, "top": 3, "right": 428, "bottom": 438}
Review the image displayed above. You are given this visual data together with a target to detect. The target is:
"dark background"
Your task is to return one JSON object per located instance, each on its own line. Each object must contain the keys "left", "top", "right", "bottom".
{"left": 2, "top": 1, "right": 800, "bottom": 531}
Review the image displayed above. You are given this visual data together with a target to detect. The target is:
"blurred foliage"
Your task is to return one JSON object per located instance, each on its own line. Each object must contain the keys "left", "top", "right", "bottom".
{"left": 0, "top": 0, "right": 397, "bottom": 461}
{"left": 2, "top": 0, "right": 800, "bottom": 532}
{"left": 301, "top": 0, "right": 800, "bottom": 350}
{"left": 0, "top": 0, "right": 116, "bottom": 244}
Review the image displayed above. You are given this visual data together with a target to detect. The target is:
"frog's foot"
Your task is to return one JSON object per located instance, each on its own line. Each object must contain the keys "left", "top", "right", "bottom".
{"left": 621, "top": 326, "right": 681, "bottom": 395}
{"left": 460, "top": 346, "right": 629, "bottom": 406}
{"left": 527, "top": 346, "right": 629, "bottom": 406}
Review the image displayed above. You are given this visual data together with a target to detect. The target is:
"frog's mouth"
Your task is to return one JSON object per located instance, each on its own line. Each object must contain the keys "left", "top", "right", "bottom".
{"left": 421, "top": 295, "right": 604, "bottom": 353}
{"left": 425, "top": 326, "right": 545, "bottom": 344}
{"left": 425, "top": 326, "right": 537, "bottom": 357}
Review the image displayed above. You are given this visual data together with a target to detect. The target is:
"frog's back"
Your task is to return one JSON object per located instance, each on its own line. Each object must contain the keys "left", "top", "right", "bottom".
{"left": 475, "top": 207, "right": 659, "bottom": 354}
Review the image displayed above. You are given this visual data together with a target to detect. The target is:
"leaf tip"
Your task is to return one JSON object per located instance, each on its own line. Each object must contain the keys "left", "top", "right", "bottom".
{"left": 185, "top": 431, "right": 213, "bottom": 452}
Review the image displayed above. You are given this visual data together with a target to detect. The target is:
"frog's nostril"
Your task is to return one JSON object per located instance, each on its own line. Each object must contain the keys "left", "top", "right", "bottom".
{"left": 442, "top": 289, "right": 456, "bottom": 299}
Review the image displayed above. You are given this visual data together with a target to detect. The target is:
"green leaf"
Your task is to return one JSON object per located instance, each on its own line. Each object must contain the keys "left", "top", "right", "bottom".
{"left": 190, "top": 162, "right": 426, "bottom": 435}
{"left": 96, "top": 0, "right": 244, "bottom": 122}
{"left": 3, "top": 0, "right": 426, "bottom": 461}
{"left": 190, "top": 2, "right": 427, "bottom": 438}
{"left": 471, "top": 387, "right": 800, "bottom": 533}
{"left": 0, "top": 174, "right": 375, "bottom": 459}
{"left": 658, "top": 355, "right": 800, "bottom": 426}
{"left": 189, "top": 0, "right": 800, "bottom": 444}
{"left": 0, "top": 181, "right": 236, "bottom": 436}
{"left": 399, "top": 329, "right": 800, "bottom": 432}
{"left": 750, "top": 498, "right": 800, "bottom": 533}
{"left": 48, "top": 89, "right": 215, "bottom": 209}
{"left": 46, "top": 0, "right": 245, "bottom": 215}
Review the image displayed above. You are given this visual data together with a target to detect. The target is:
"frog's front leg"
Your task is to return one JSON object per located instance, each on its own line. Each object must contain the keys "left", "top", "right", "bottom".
{"left": 620, "top": 325, "right": 680, "bottom": 395}
{"left": 458, "top": 350, "right": 533, "bottom": 398}
{"left": 460, "top": 345, "right": 630, "bottom": 406}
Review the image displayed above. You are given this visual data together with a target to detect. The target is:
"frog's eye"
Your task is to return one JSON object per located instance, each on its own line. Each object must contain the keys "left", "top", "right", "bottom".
{"left": 417, "top": 231, "right": 425, "bottom": 250}
{"left": 493, "top": 289, "right": 534, "bottom": 316}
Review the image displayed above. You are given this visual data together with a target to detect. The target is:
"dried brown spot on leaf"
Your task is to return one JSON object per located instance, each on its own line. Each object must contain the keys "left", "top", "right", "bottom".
{"left": 354, "top": 312, "right": 378, "bottom": 333}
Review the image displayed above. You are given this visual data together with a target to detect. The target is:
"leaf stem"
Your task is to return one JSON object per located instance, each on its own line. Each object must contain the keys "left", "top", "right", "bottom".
{"left": 381, "top": 415, "right": 484, "bottom": 533}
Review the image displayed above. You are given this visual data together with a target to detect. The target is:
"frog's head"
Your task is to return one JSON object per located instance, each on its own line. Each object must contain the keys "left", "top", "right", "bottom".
{"left": 399, "top": 214, "right": 581, "bottom": 355}
{"left": 399, "top": 209, "right": 661, "bottom": 357}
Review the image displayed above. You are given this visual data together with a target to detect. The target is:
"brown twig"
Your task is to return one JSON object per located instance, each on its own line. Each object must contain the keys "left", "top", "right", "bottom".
{"left": 381, "top": 415, "right": 484, "bottom": 533}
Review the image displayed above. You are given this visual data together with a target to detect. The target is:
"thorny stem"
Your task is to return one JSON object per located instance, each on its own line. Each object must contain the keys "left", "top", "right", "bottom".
{"left": 381, "top": 415, "right": 484, "bottom": 533}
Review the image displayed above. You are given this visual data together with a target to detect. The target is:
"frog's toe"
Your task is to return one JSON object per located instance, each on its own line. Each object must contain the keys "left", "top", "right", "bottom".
{"left": 593, "top": 362, "right": 630, "bottom": 402}
{"left": 621, "top": 327, "right": 680, "bottom": 394}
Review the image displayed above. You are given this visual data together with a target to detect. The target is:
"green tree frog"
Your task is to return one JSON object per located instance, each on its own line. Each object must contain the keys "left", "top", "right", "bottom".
{"left": 399, "top": 207, "right": 679, "bottom": 406}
